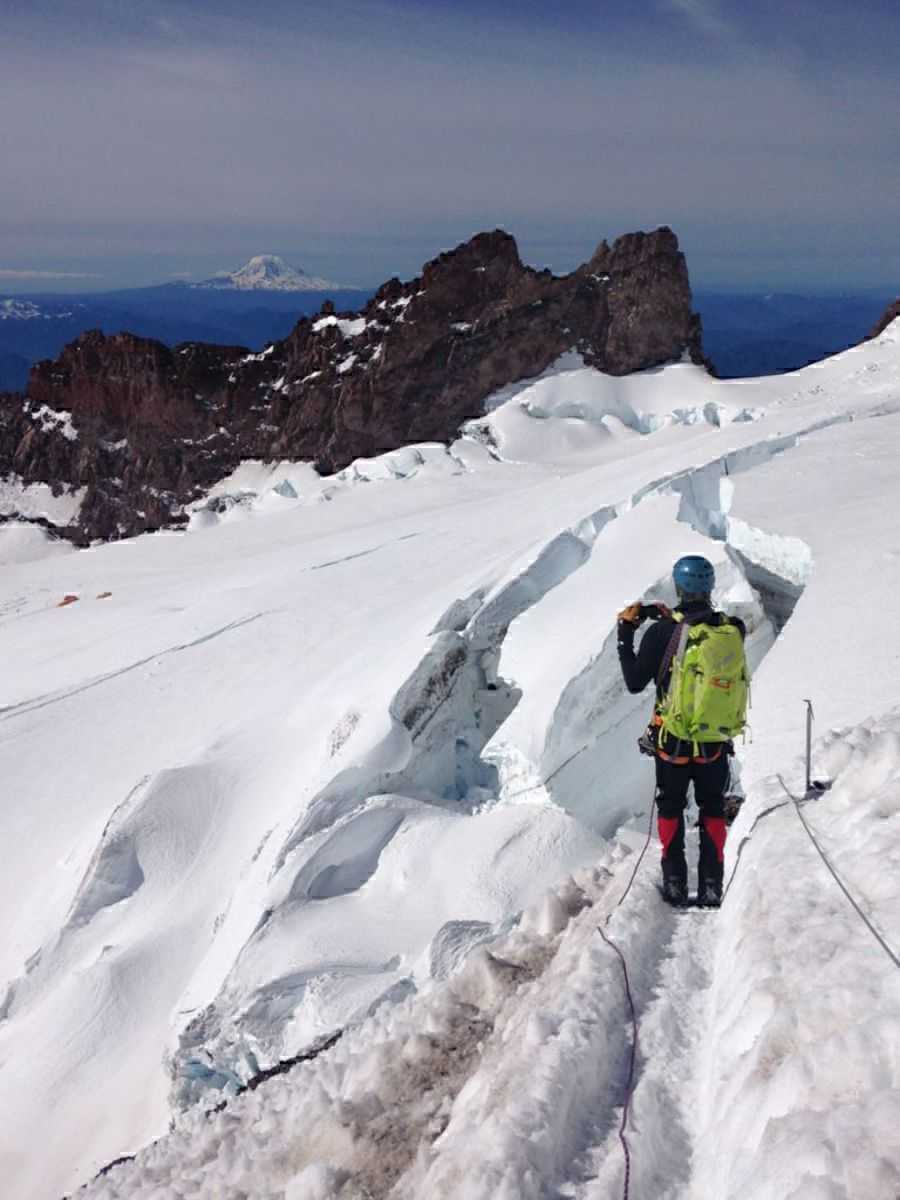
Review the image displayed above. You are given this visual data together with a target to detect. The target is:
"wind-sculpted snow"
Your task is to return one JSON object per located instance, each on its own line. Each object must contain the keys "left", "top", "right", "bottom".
{"left": 3, "top": 330, "right": 900, "bottom": 1198}
{"left": 80, "top": 727, "right": 900, "bottom": 1200}
{"left": 171, "top": 507, "right": 631, "bottom": 1096}
{"left": 693, "top": 718, "right": 900, "bottom": 1200}
{"left": 130, "top": 455, "right": 796, "bottom": 1131}
{"left": 476, "top": 357, "right": 765, "bottom": 448}
{"left": 78, "top": 866, "right": 617, "bottom": 1200}
{"left": 287, "top": 808, "right": 406, "bottom": 902}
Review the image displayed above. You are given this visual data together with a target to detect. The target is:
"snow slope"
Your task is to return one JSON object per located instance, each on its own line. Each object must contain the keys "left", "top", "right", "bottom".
{"left": 1, "top": 320, "right": 900, "bottom": 1199}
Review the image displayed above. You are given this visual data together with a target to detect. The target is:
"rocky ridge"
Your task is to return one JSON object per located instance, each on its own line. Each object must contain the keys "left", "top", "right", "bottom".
{"left": 869, "top": 297, "right": 900, "bottom": 340}
{"left": 0, "top": 226, "right": 705, "bottom": 543}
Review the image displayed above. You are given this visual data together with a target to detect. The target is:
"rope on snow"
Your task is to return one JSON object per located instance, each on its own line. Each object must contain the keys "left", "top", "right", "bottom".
{"left": 776, "top": 774, "right": 900, "bottom": 970}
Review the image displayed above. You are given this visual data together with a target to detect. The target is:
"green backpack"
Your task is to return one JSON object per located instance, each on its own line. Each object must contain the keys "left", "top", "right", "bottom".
{"left": 657, "top": 614, "right": 749, "bottom": 753}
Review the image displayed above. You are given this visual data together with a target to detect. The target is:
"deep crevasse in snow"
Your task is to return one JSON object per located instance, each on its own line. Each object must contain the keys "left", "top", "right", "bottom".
{"left": 2, "top": 323, "right": 900, "bottom": 1199}
{"left": 81, "top": 713, "right": 900, "bottom": 1200}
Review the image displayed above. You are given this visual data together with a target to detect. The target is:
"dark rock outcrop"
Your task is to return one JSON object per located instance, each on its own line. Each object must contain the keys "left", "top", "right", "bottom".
{"left": 0, "top": 226, "right": 706, "bottom": 544}
{"left": 868, "top": 298, "right": 900, "bottom": 340}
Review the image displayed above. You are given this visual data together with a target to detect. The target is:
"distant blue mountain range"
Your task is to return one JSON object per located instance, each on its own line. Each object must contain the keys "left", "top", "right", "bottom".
{"left": 695, "top": 291, "right": 888, "bottom": 378}
{"left": 0, "top": 280, "right": 891, "bottom": 392}
{"left": 0, "top": 282, "right": 374, "bottom": 391}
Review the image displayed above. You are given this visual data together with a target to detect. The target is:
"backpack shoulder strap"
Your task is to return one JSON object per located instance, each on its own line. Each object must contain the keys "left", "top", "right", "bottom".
{"left": 657, "top": 606, "right": 718, "bottom": 686}
{"left": 685, "top": 606, "right": 715, "bottom": 626}
{"left": 657, "top": 616, "right": 685, "bottom": 686}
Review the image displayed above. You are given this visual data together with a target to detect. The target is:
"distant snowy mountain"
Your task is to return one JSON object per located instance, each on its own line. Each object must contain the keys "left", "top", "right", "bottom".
{"left": 191, "top": 254, "right": 344, "bottom": 292}
{"left": 0, "top": 298, "right": 76, "bottom": 320}
{"left": 0, "top": 228, "right": 701, "bottom": 542}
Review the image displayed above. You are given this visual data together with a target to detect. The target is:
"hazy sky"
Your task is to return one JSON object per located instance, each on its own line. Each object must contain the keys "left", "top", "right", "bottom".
{"left": 2, "top": 0, "right": 899, "bottom": 292}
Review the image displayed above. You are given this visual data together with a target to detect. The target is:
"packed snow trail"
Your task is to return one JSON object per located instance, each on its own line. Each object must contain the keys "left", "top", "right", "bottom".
{"left": 80, "top": 718, "right": 900, "bottom": 1199}
{"left": 78, "top": 837, "right": 679, "bottom": 1200}
{"left": 574, "top": 829, "right": 719, "bottom": 1200}
{"left": 3, "top": 324, "right": 900, "bottom": 1197}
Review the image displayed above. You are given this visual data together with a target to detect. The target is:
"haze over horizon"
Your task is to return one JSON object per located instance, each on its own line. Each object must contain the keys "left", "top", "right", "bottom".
{"left": 2, "top": 0, "right": 898, "bottom": 294}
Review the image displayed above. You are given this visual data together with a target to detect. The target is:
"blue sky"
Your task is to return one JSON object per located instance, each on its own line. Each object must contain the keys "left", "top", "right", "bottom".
{"left": 1, "top": 0, "right": 898, "bottom": 292}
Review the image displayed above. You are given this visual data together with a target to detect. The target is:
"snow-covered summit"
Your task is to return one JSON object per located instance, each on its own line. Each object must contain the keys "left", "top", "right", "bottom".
{"left": 0, "top": 298, "right": 74, "bottom": 320}
{"left": 191, "top": 254, "right": 344, "bottom": 292}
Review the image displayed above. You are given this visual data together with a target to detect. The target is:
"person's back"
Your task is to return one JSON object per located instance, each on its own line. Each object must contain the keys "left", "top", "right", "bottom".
{"left": 616, "top": 555, "right": 748, "bottom": 906}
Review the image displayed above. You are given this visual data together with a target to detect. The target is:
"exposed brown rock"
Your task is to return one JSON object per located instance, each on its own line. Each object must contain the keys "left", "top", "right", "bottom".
{"left": 0, "top": 226, "right": 707, "bottom": 543}
{"left": 868, "top": 298, "right": 900, "bottom": 340}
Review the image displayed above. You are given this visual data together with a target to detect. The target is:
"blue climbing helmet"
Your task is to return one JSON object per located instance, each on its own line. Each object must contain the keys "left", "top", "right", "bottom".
{"left": 673, "top": 554, "right": 715, "bottom": 599}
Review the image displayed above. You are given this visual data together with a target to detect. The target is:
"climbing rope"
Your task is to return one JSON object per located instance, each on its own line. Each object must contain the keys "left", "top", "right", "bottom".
{"left": 611, "top": 797, "right": 658, "bottom": 913}
{"left": 594, "top": 797, "right": 657, "bottom": 1200}
{"left": 596, "top": 925, "right": 639, "bottom": 1200}
{"left": 776, "top": 775, "right": 900, "bottom": 970}
{"left": 589, "top": 696, "right": 900, "bottom": 1200}
{"left": 721, "top": 798, "right": 791, "bottom": 900}
{"left": 723, "top": 774, "right": 900, "bottom": 975}
{"left": 493, "top": 738, "right": 595, "bottom": 805}
{"left": 500, "top": 703, "right": 644, "bottom": 804}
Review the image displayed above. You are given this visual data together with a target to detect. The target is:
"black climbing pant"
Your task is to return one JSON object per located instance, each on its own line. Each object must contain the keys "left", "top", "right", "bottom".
{"left": 655, "top": 754, "right": 729, "bottom": 889}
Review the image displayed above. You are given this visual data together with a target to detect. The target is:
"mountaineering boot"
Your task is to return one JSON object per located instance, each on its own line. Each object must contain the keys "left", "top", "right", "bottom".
{"left": 697, "top": 878, "right": 722, "bottom": 908}
{"left": 698, "top": 814, "right": 726, "bottom": 903}
{"left": 659, "top": 811, "right": 688, "bottom": 906}
{"left": 661, "top": 876, "right": 689, "bottom": 907}
{"left": 658, "top": 814, "right": 687, "bottom": 877}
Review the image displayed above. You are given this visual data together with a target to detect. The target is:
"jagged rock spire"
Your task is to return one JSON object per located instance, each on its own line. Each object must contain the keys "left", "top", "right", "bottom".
{"left": 0, "top": 226, "right": 706, "bottom": 542}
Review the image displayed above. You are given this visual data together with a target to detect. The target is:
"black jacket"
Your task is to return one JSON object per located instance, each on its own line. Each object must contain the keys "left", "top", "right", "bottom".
{"left": 617, "top": 600, "right": 746, "bottom": 701}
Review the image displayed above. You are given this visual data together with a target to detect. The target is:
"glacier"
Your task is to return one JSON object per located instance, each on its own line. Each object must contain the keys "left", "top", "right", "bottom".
{"left": 0, "top": 320, "right": 899, "bottom": 1198}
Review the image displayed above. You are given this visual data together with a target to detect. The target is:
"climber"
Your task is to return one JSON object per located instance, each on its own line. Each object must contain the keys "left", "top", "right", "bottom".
{"left": 616, "top": 555, "right": 748, "bottom": 908}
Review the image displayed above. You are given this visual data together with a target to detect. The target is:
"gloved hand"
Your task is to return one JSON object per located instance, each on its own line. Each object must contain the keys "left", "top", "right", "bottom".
{"left": 618, "top": 601, "right": 672, "bottom": 626}
{"left": 617, "top": 602, "right": 644, "bottom": 626}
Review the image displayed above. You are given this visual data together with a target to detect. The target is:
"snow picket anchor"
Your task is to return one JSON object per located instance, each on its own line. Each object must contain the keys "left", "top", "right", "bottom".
{"left": 803, "top": 698, "right": 831, "bottom": 798}
{"left": 804, "top": 698, "right": 815, "bottom": 794}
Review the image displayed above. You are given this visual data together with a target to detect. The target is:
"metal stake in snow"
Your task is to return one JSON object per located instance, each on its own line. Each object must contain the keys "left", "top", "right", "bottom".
{"left": 802, "top": 698, "right": 831, "bottom": 799}
{"left": 804, "top": 698, "right": 815, "bottom": 794}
